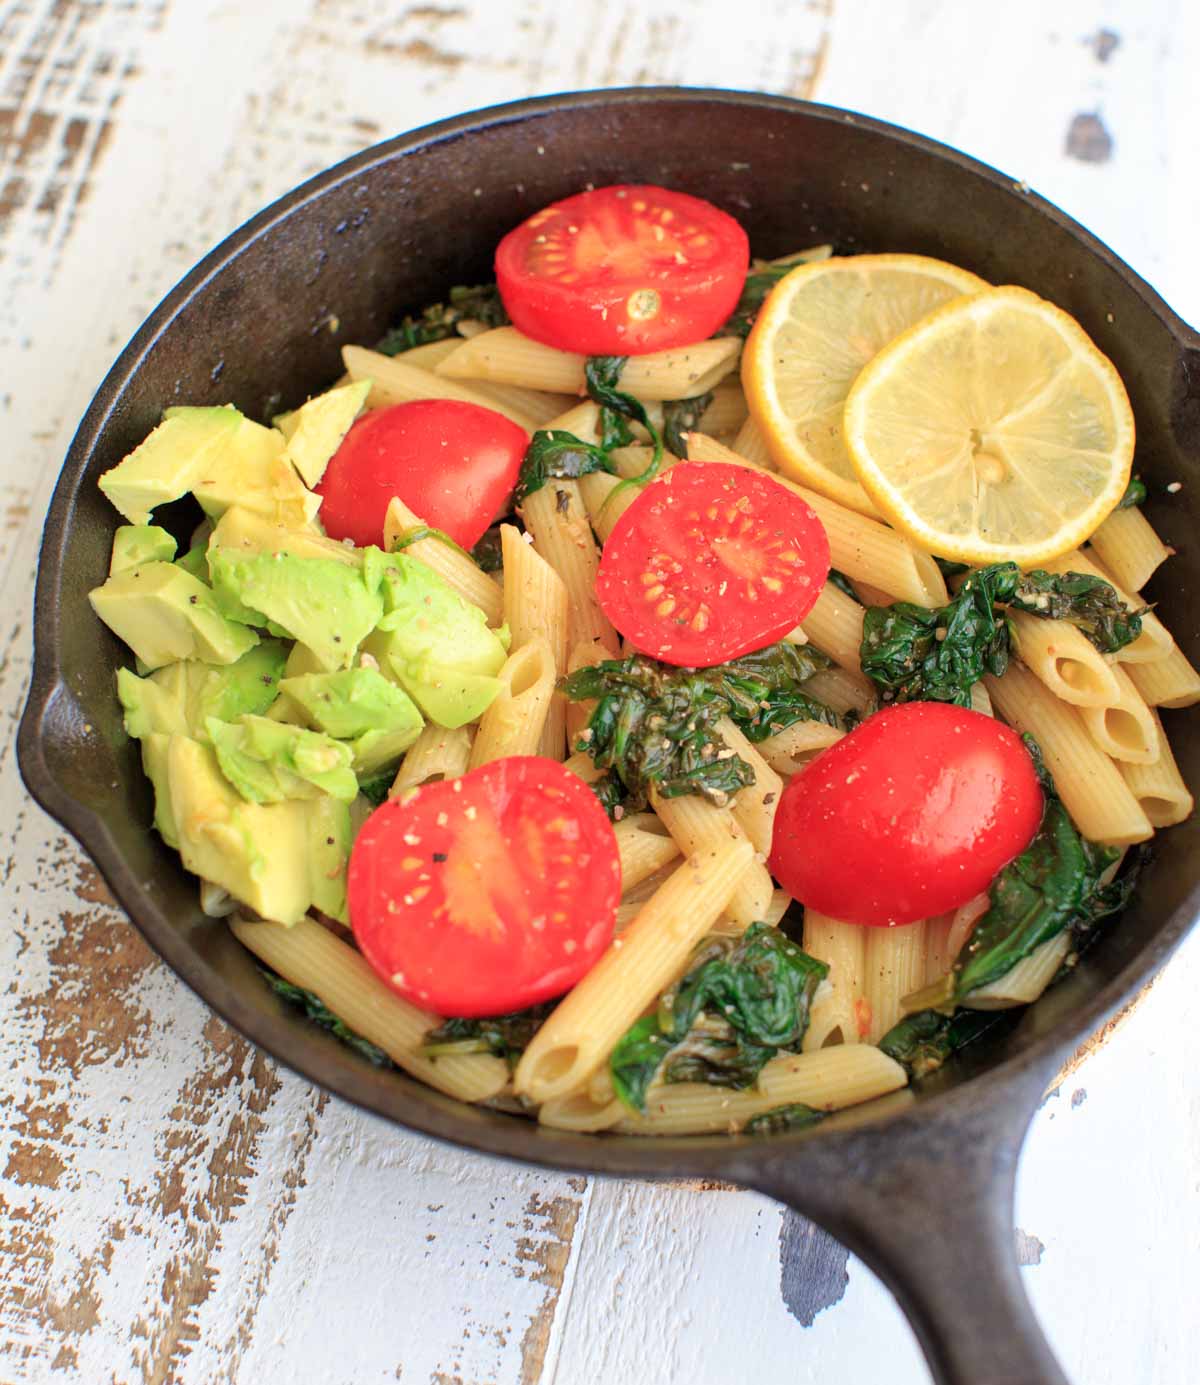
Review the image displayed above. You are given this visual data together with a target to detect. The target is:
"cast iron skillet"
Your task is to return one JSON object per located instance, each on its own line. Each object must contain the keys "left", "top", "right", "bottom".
{"left": 17, "top": 89, "right": 1200, "bottom": 1385}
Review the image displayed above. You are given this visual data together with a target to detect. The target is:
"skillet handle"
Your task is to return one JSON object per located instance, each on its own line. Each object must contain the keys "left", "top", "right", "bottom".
{"left": 747, "top": 1071, "right": 1068, "bottom": 1385}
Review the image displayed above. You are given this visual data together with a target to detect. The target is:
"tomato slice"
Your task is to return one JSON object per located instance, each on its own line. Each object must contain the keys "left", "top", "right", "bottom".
{"left": 495, "top": 184, "right": 750, "bottom": 355}
{"left": 348, "top": 756, "right": 620, "bottom": 1016}
{"left": 595, "top": 462, "right": 830, "bottom": 666}
{"left": 316, "top": 399, "right": 528, "bottom": 550}
{"left": 769, "top": 703, "right": 1043, "bottom": 927}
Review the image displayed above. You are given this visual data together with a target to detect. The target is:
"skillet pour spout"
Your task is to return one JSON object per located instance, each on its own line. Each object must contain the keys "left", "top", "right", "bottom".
{"left": 18, "top": 89, "right": 1200, "bottom": 1385}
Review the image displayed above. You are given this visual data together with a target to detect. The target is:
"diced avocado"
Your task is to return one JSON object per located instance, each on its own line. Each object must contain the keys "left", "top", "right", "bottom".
{"left": 281, "top": 664, "right": 424, "bottom": 774}
{"left": 90, "top": 562, "right": 259, "bottom": 671}
{"left": 272, "top": 408, "right": 300, "bottom": 441}
{"left": 139, "top": 732, "right": 179, "bottom": 846}
{"left": 307, "top": 794, "right": 352, "bottom": 922}
{"left": 188, "top": 414, "right": 321, "bottom": 530}
{"left": 209, "top": 504, "right": 359, "bottom": 567}
{"left": 98, "top": 406, "right": 240, "bottom": 524}
{"left": 358, "top": 553, "right": 506, "bottom": 727}
{"left": 167, "top": 735, "right": 310, "bottom": 925}
{"left": 207, "top": 715, "right": 358, "bottom": 803}
{"left": 110, "top": 525, "right": 177, "bottom": 576}
{"left": 119, "top": 641, "right": 287, "bottom": 742}
{"left": 117, "top": 664, "right": 187, "bottom": 737}
{"left": 283, "top": 642, "right": 327, "bottom": 677}
{"left": 175, "top": 543, "right": 209, "bottom": 582}
{"left": 281, "top": 380, "right": 371, "bottom": 488}
{"left": 208, "top": 548, "right": 383, "bottom": 672}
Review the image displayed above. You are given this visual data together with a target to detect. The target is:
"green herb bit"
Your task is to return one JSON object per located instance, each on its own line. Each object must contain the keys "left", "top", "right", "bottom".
{"left": 609, "top": 924, "right": 829, "bottom": 1111}
{"left": 662, "top": 391, "right": 714, "bottom": 458}
{"left": 826, "top": 569, "right": 862, "bottom": 603}
{"left": 1117, "top": 476, "right": 1147, "bottom": 509}
{"left": 356, "top": 770, "right": 393, "bottom": 808}
{"left": 589, "top": 769, "right": 630, "bottom": 822}
{"left": 422, "top": 1003, "right": 553, "bottom": 1067}
{"left": 390, "top": 524, "right": 471, "bottom": 560}
{"left": 878, "top": 1008, "right": 1001, "bottom": 1080}
{"left": 1008, "top": 569, "right": 1144, "bottom": 654}
{"left": 376, "top": 283, "right": 510, "bottom": 354}
{"left": 260, "top": 968, "right": 393, "bottom": 1068}
{"left": 584, "top": 356, "right": 665, "bottom": 496}
{"left": 743, "top": 1103, "right": 826, "bottom": 1135}
{"left": 561, "top": 644, "right": 837, "bottom": 810}
{"left": 720, "top": 250, "right": 827, "bottom": 339}
{"left": 515, "top": 429, "right": 614, "bottom": 504}
{"left": 470, "top": 525, "right": 505, "bottom": 574}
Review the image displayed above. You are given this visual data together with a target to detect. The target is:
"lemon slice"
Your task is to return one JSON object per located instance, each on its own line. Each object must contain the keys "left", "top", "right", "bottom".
{"left": 742, "top": 254, "right": 988, "bottom": 516}
{"left": 842, "top": 285, "right": 1134, "bottom": 567}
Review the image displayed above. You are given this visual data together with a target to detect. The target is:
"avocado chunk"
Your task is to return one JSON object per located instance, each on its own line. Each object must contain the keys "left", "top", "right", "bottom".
{"left": 186, "top": 413, "right": 320, "bottom": 530}
{"left": 281, "top": 380, "right": 370, "bottom": 488}
{"left": 98, "top": 406, "right": 240, "bottom": 524}
{"left": 307, "top": 794, "right": 352, "bottom": 922}
{"left": 208, "top": 715, "right": 358, "bottom": 804}
{"left": 167, "top": 735, "right": 311, "bottom": 925}
{"left": 117, "top": 639, "right": 288, "bottom": 741}
{"left": 90, "top": 562, "right": 259, "bottom": 671}
{"left": 209, "top": 504, "right": 359, "bottom": 567}
{"left": 139, "top": 732, "right": 180, "bottom": 846}
{"left": 174, "top": 543, "right": 209, "bottom": 583}
{"left": 359, "top": 552, "right": 506, "bottom": 727}
{"left": 208, "top": 547, "right": 383, "bottom": 671}
{"left": 281, "top": 665, "right": 424, "bottom": 774}
{"left": 110, "top": 525, "right": 177, "bottom": 576}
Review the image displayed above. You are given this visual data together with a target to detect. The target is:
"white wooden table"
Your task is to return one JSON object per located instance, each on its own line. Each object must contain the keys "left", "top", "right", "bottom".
{"left": 3, "top": 2, "right": 1198, "bottom": 1381}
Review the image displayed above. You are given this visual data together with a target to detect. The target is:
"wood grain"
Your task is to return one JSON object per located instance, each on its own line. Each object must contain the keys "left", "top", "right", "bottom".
{"left": 0, "top": 1, "right": 1198, "bottom": 1382}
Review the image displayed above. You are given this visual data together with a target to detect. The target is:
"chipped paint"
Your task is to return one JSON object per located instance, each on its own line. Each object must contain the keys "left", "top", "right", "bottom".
{"left": 1065, "top": 111, "right": 1114, "bottom": 163}
{"left": 778, "top": 1211, "right": 850, "bottom": 1326}
{"left": 1015, "top": 1229, "right": 1045, "bottom": 1266}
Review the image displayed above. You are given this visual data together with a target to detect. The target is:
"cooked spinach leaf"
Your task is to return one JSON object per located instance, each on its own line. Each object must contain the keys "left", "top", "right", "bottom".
{"left": 1118, "top": 476, "right": 1147, "bottom": 509}
{"left": 514, "top": 429, "right": 614, "bottom": 503}
{"left": 934, "top": 556, "right": 971, "bottom": 580}
{"left": 562, "top": 643, "right": 837, "bottom": 809}
{"left": 261, "top": 968, "right": 393, "bottom": 1067}
{"left": 861, "top": 561, "right": 1142, "bottom": 707}
{"left": 471, "top": 525, "right": 505, "bottom": 574}
{"left": 878, "top": 1008, "right": 1001, "bottom": 1080}
{"left": 422, "top": 1003, "right": 553, "bottom": 1067}
{"left": 589, "top": 769, "right": 631, "bottom": 822}
{"left": 720, "top": 251, "right": 819, "bottom": 339}
{"left": 376, "top": 283, "right": 510, "bottom": 354}
{"left": 661, "top": 391, "right": 713, "bottom": 458}
{"left": 356, "top": 771, "right": 393, "bottom": 808}
{"left": 585, "top": 356, "right": 664, "bottom": 492}
{"left": 610, "top": 924, "right": 829, "bottom": 1111}
{"left": 744, "top": 1103, "right": 826, "bottom": 1135}
{"left": 826, "top": 569, "right": 862, "bottom": 603}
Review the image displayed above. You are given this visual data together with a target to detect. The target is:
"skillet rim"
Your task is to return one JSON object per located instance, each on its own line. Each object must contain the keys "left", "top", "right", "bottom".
{"left": 17, "top": 85, "right": 1200, "bottom": 1178}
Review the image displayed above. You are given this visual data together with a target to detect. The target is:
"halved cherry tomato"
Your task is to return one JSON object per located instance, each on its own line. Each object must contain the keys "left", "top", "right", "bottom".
{"left": 495, "top": 185, "right": 750, "bottom": 355}
{"left": 348, "top": 757, "right": 620, "bottom": 1016}
{"left": 769, "top": 703, "right": 1043, "bottom": 928}
{"left": 316, "top": 399, "right": 527, "bottom": 550}
{"left": 595, "top": 462, "right": 830, "bottom": 666}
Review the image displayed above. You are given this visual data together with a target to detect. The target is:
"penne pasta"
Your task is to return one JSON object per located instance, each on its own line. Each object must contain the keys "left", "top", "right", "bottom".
{"left": 390, "top": 724, "right": 473, "bottom": 797}
{"left": 232, "top": 916, "right": 508, "bottom": 1101}
{"left": 1009, "top": 610, "right": 1121, "bottom": 707}
{"left": 716, "top": 716, "right": 785, "bottom": 855}
{"left": 468, "top": 638, "right": 556, "bottom": 767}
{"left": 798, "top": 581, "right": 866, "bottom": 673}
{"left": 342, "top": 344, "right": 537, "bottom": 432}
{"left": 962, "top": 934, "right": 1072, "bottom": 1010}
{"left": 1043, "top": 549, "right": 1173, "bottom": 664}
{"left": 615, "top": 1045, "right": 907, "bottom": 1135}
{"left": 513, "top": 838, "right": 755, "bottom": 1103}
{"left": 383, "top": 495, "right": 504, "bottom": 626}
{"left": 731, "top": 414, "right": 776, "bottom": 468}
{"left": 650, "top": 788, "right": 774, "bottom": 929}
{"left": 802, "top": 911, "right": 867, "bottom": 1049}
{"left": 1088, "top": 504, "right": 1174, "bottom": 594}
{"left": 756, "top": 720, "right": 845, "bottom": 775}
{"left": 1076, "top": 664, "right": 1160, "bottom": 764}
{"left": 984, "top": 661, "right": 1153, "bottom": 844}
{"left": 1126, "top": 642, "right": 1200, "bottom": 708}
{"left": 520, "top": 482, "right": 619, "bottom": 654}
{"left": 802, "top": 666, "right": 876, "bottom": 719}
{"left": 501, "top": 524, "right": 569, "bottom": 758}
{"left": 1119, "top": 709, "right": 1195, "bottom": 826}
{"left": 863, "top": 923, "right": 929, "bottom": 1043}
{"left": 697, "top": 381, "right": 750, "bottom": 439}
{"left": 468, "top": 380, "right": 575, "bottom": 426}
{"left": 437, "top": 325, "right": 742, "bottom": 400}
{"left": 542, "top": 399, "right": 603, "bottom": 442}
{"left": 615, "top": 812, "right": 682, "bottom": 893}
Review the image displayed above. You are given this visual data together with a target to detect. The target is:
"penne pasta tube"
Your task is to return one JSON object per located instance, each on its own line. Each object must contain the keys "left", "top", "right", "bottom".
{"left": 501, "top": 524, "right": 569, "bottom": 758}
{"left": 1076, "top": 664, "right": 1160, "bottom": 764}
{"left": 716, "top": 715, "right": 784, "bottom": 856}
{"left": 961, "top": 933, "right": 1072, "bottom": 1010}
{"left": 383, "top": 496, "right": 504, "bottom": 626}
{"left": 468, "top": 638, "right": 556, "bottom": 767}
{"left": 802, "top": 666, "right": 876, "bottom": 718}
{"left": 437, "top": 325, "right": 741, "bottom": 400}
{"left": 564, "top": 639, "right": 608, "bottom": 746}
{"left": 685, "top": 433, "right": 947, "bottom": 607}
{"left": 650, "top": 789, "right": 774, "bottom": 929}
{"left": 513, "top": 838, "right": 755, "bottom": 1103}
{"left": 468, "top": 380, "right": 575, "bottom": 426}
{"left": 562, "top": 749, "right": 604, "bottom": 785}
{"left": 232, "top": 916, "right": 508, "bottom": 1102}
{"left": 615, "top": 812, "right": 682, "bottom": 893}
{"left": 390, "top": 725, "right": 473, "bottom": 797}
{"left": 1088, "top": 504, "right": 1174, "bottom": 594}
{"left": 802, "top": 911, "right": 868, "bottom": 1049}
{"left": 697, "top": 381, "right": 750, "bottom": 439}
{"left": 731, "top": 414, "right": 775, "bottom": 468}
{"left": 538, "top": 1090, "right": 625, "bottom": 1132}
{"left": 614, "top": 1045, "right": 907, "bottom": 1135}
{"left": 1009, "top": 611, "right": 1121, "bottom": 707}
{"left": 864, "top": 922, "right": 929, "bottom": 1043}
{"left": 969, "top": 682, "right": 994, "bottom": 718}
{"left": 343, "top": 345, "right": 537, "bottom": 432}
{"left": 984, "top": 662, "right": 1153, "bottom": 844}
{"left": 542, "top": 399, "right": 603, "bottom": 441}
{"left": 1042, "top": 549, "right": 1172, "bottom": 664}
{"left": 520, "top": 482, "right": 619, "bottom": 653}
{"left": 798, "top": 581, "right": 866, "bottom": 673}
{"left": 756, "top": 720, "right": 845, "bottom": 775}
{"left": 1119, "top": 709, "right": 1195, "bottom": 826}
{"left": 1126, "top": 642, "right": 1200, "bottom": 708}
{"left": 390, "top": 339, "right": 464, "bottom": 371}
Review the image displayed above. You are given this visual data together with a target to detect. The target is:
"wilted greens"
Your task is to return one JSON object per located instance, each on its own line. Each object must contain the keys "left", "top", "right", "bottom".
{"left": 514, "top": 429, "right": 615, "bottom": 504}
{"left": 720, "top": 251, "right": 823, "bottom": 338}
{"left": 562, "top": 642, "right": 838, "bottom": 809}
{"left": 261, "top": 969, "right": 393, "bottom": 1068}
{"left": 1118, "top": 476, "right": 1147, "bottom": 509}
{"left": 610, "top": 924, "right": 829, "bottom": 1111}
{"left": 422, "top": 1003, "right": 554, "bottom": 1068}
{"left": 585, "top": 356, "right": 664, "bottom": 492}
{"left": 743, "top": 1103, "right": 826, "bottom": 1136}
{"left": 878, "top": 1008, "right": 1001, "bottom": 1080}
{"left": 661, "top": 392, "right": 713, "bottom": 458}
{"left": 376, "top": 283, "right": 510, "bottom": 354}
